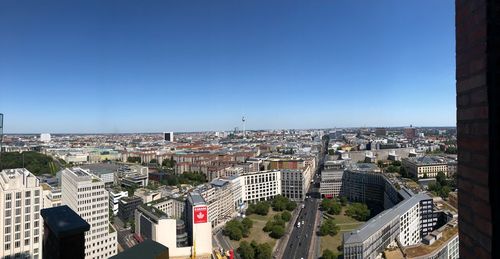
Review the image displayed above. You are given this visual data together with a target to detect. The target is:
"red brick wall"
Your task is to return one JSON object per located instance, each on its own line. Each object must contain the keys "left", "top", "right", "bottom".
{"left": 456, "top": 0, "right": 497, "bottom": 258}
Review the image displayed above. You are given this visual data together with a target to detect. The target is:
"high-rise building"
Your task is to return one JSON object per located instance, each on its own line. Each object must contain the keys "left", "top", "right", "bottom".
{"left": 61, "top": 168, "right": 117, "bottom": 259}
{"left": 404, "top": 127, "right": 417, "bottom": 140}
{"left": 163, "top": 132, "right": 174, "bottom": 142}
{"left": 0, "top": 168, "right": 43, "bottom": 259}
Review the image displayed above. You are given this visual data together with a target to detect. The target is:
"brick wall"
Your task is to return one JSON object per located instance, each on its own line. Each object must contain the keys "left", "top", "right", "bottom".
{"left": 456, "top": 0, "right": 499, "bottom": 258}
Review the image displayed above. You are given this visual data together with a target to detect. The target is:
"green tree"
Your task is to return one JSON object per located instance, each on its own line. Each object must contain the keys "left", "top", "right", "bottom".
{"left": 436, "top": 171, "right": 447, "bottom": 186}
{"left": 321, "top": 249, "right": 337, "bottom": 259}
{"left": 238, "top": 241, "right": 255, "bottom": 259}
{"left": 319, "top": 219, "right": 340, "bottom": 236}
{"left": 345, "top": 203, "right": 370, "bottom": 221}
{"left": 149, "top": 159, "right": 158, "bottom": 164}
{"left": 269, "top": 225, "right": 285, "bottom": 239}
{"left": 223, "top": 220, "right": 244, "bottom": 240}
{"left": 254, "top": 243, "right": 272, "bottom": 259}
{"left": 339, "top": 196, "right": 348, "bottom": 206}
{"left": 242, "top": 217, "right": 253, "bottom": 230}
{"left": 281, "top": 211, "right": 292, "bottom": 222}
{"left": 399, "top": 166, "right": 408, "bottom": 178}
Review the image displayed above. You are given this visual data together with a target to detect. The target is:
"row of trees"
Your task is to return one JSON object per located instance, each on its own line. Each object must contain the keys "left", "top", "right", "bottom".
{"left": 237, "top": 241, "right": 272, "bottom": 259}
{"left": 0, "top": 152, "right": 59, "bottom": 175}
{"left": 263, "top": 211, "right": 292, "bottom": 239}
{"left": 271, "top": 195, "right": 296, "bottom": 211}
{"left": 159, "top": 171, "right": 207, "bottom": 186}
{"left": 246, "top": 202, "right": 271, "bottom": 216}
{"left": 223, "top": 218, "right": 254, "bottom": 241}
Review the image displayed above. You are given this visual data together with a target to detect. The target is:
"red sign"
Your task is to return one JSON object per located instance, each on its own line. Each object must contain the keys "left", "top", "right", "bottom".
{"left": 193, "top": 206, "right": 208, "bottom": 224}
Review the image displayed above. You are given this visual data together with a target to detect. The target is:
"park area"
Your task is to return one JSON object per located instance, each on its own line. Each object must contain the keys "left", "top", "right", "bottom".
{"left": 229, "top": 210, "right": 281, "bottom": 249}
{"left": 320, "top": 207, "right": 366, "bottom": 256}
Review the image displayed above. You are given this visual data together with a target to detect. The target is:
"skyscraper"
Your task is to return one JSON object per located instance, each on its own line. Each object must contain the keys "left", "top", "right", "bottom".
{"left": 0, "top": 168, "right": 43, "bottom": 259}
{"left": 163, "top": 132, "right": 174, "bottom": 142}
{"left": 61, "top": 168, "right": 117, "bottom": 259}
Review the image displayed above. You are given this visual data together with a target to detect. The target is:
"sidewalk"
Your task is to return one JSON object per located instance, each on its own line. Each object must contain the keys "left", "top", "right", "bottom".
{"left": 309, "top": 210, "right": 322, "bottom": 259}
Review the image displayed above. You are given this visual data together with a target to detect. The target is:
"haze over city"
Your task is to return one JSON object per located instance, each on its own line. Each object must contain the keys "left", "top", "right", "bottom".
{"left": 0, "top": 0, "right": 455, "bottom": 133}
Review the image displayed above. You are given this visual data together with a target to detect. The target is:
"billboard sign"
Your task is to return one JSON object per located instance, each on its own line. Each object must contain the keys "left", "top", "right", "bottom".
{"left": 193, "top": 206, "right": 208, "bottom": 224}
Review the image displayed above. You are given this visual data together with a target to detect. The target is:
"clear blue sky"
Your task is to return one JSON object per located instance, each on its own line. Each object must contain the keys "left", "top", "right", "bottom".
{"left": 0, "top": 0, "right": 455, "bottom": 133}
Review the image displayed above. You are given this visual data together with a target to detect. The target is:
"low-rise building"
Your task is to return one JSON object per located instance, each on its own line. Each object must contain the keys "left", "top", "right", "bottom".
{"left": 108, "top": 188, "right": 128, "bottom": 216}
{"left": 118, "top": 196, "right": 143, "bottom": 222}
{"left": 402, "top": 156, "right": 449, "bottom": 178}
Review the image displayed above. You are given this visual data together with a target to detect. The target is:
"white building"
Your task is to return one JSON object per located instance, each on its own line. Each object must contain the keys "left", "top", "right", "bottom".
{"left": 108, "top": 189, "right": 128, "bottom": 216}
{"left": 280, "top": 166, "right": 313, "bottom": 202}
{"left": 135, "top": 192, "right": 212, "bottom": 259}
{"left": 227, "top": 175, "right": 244, "bottom": 211}
{"left": 163, "top": 132, "right": 174, "bottom": 142}
{"left": 41, "top": 183, "right": 62, "bottom": 208}
{"left": 319, "top": 169, "right": 344, "bottom": 198}
{"left": 241, "top": 170, "right": 281, "bottom": 203}
{"left": 149, "top": 197, "right": 185, "bottom": 220}
{"left": 61, "top": 168, "right": 117, "bottom": 259}
{"left": 196, "top": 179, "right": 234, "bottom": 228}
{"left": 40, "top": 133, "right": 51, "bottom": 143}
{"left": 0, "top": 168, "right": 43, "bottom": 259}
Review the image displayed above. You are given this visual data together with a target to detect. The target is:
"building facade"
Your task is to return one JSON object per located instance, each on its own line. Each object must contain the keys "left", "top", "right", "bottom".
{"left": 0, "top": 169, "right": 43, "bottom": 259}
{"left": 241, "top": 170, "right": 281, "bottom": 203}
{"left": 61, "top": 168, "right": 117, "bottom": 259}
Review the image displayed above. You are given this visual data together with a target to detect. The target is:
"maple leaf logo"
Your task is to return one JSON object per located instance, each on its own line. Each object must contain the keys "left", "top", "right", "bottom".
{"left": 197, "top": 212, "right": 205, "bottom": 219}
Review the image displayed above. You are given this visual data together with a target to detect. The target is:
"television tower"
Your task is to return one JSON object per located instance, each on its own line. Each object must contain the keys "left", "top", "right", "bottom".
{"left": 242, "top": 115, "right": 246, "bottom": 138}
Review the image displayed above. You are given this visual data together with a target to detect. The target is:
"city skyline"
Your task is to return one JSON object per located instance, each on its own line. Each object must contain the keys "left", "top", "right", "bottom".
{"left": 0, "top": 0, "right": 455, "bottom": 133}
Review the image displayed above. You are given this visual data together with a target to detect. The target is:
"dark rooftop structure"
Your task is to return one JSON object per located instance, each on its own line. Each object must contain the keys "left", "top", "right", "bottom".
{"left": 40, "top": 205, "right": 90, "bottom": 259}
{"left": 110, "top": 239, "right": 169, "bottom": 259}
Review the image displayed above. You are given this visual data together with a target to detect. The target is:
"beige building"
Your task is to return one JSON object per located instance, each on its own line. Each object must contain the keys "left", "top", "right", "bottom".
{"left": 0, "top": 168, "right": 43, "bottom": 259}
{"left": 61, "top": 168, "right": 117, "bottom": 259}
{"left": 402, "top": 156, "right": 449, "bottom": 178}
{"left": 197, "top": 179, "right": 234, "bottom": 227}
{"left": 41, "top": 183, "right": 62, "bottom": 209}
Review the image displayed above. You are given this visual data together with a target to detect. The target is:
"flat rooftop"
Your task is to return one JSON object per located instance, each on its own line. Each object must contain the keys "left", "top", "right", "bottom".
{"left": 40, "top": 205, "right": 90, "bottom": 238}
{"left": 404, "top": 225, "right": 458, "bottom": 258}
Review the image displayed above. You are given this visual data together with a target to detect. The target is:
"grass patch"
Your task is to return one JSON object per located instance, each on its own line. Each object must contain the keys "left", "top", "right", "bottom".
{"left": 230, "top": 211, "right": 281, "bottom": 249}
{"left": 320, "top": 207, "right": 365, "bottom": 255}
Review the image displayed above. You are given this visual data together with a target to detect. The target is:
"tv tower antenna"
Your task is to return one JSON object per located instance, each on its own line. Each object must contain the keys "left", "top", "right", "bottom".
{"left": 242, "top": 115, "right": 246, "bottom": 138}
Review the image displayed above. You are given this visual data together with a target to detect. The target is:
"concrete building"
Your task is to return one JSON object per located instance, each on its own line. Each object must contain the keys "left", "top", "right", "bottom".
{"left": 184, "top": 192, "right": 212, "bottom": 258}
{"left": 196, "top": 179, "right": 234, "bottom": 227}
{"left": 280, "top": 166, "right": 313, "bottom": 201}
{"left": 343, "top": 193, "right": 437, "bottom": 259}
{"left": 319, "top": 169, "right": 344, "bottom": 198}
{"left": 118, "top": 196, "right": 143, "bottom": 222}
{"left": 241, "top": 170, "right": 281, "bottom": 203}
{"left": 61, "top": 168, "right": 117, "bottom": 259}
{"left": 41, "top": 183, "right": 62, "bottom": 208}
{"left": 402, "top": 156, "right": 449, "bottom": 178}
{"left": 134, "top": 188, "right": 162, "bottom": 203}
{"left": 226, "top": 175, "right": 244, "bottom": 212}
{"left": 0, "top": 168, "right": 43, "bottom": 259}
{"left": 148, "top": 197, "right": 185, "bottom": 220}
{"left": 163, "top": 132, "right": 174, "bottom": 142}
{"left": 108, "top": 189, "right": 128, "bottom": 216}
